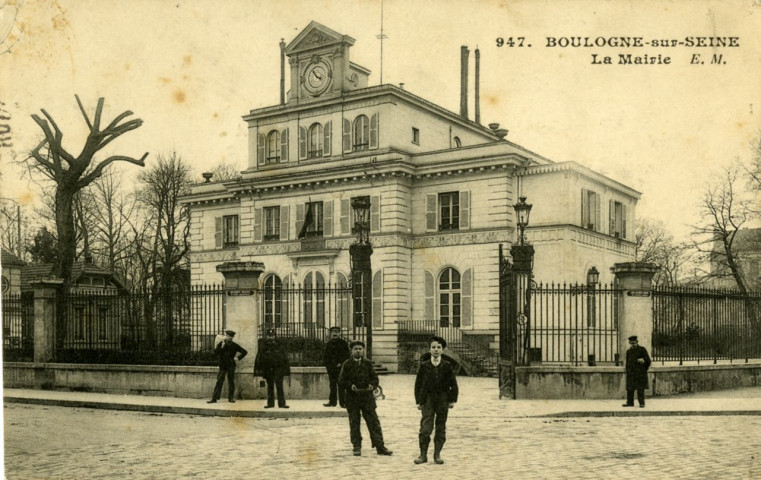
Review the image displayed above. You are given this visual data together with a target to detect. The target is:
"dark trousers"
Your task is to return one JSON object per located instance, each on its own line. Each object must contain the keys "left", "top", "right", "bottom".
{"left": 626, "top": 389, "right": 646, "bottom": 406}
{"left": 266, "top": 376, "right": 287, "bottom": 407}
{"left": 212, "top": 364, "right": 236, "bottom": 401}
{"left": 419, "top": 393, "right": 449, "bottom": 452}
{"left": 347, "top": 406, "right": 384, "bottom": 449}
{"left": 327, "top": 368, "right": 345, "bottom": 406}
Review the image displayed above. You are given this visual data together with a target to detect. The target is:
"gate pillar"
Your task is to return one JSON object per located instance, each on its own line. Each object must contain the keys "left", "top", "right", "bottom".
{"left": 31, "top": 279, "right": 63, "bottom": 363}
{"left": 612, "top": 262, "right": 659, "bottom": 356}
{"left": 216, "top": 261, "right": 265, "bottom": 368}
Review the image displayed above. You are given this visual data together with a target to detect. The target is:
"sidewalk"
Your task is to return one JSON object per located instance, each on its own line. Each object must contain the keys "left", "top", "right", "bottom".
{"left": 5, "top": 375, "right": 761, "bottom": 418}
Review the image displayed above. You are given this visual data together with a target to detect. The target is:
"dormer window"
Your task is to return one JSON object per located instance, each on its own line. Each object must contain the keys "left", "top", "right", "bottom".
{"left": 353, "top": 115, "right": 369, "bottom": 151}
{"left": 308, "top": 123, "right": 324, "bottom": 158}
{"left": 266, "top": 131, "right": 281, "bottom": 163}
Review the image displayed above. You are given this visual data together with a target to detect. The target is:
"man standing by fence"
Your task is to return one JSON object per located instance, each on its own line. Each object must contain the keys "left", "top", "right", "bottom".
{"left": 254, "top": 329, "right": 291, "bottom": 408}
{"left": 323, "top": 326, "right": 350, "bottom": 407}
{"left": 622, "top": 335, "right": 651, "bottom": 408}
{"left": 207, "top": 330, "right": 247, "bottom": 404}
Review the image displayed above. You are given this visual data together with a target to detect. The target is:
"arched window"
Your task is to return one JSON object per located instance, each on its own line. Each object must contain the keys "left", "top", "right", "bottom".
{"left": 263, "top": 274, "right": 283, "bottom": 327}
{"left": 439, "top": 267, "right": 461, "bottom": 328}
{"left": 303, "top": 271, "right": 326, "bottom": 327}
{"left": 335, "top": 272, "right": 351, "bottom": 329}
{"left": 308, "top": 123, "right": 323, "bottom": 158}
{"left": 453, "top": 136, "right": 462, "bottom": 148}
{"left": 266, "top": 130, "right": 281, "bottom": 163}
{"left": 353, "top": 115, "right": 369, "bottom": 151}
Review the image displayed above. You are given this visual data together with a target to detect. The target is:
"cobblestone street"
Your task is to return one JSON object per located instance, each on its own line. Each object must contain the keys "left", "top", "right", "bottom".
{"left": 5, "top": 400, "right": 761, "bottom": 479}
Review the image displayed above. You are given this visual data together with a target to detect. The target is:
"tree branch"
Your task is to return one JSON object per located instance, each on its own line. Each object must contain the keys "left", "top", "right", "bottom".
{"left": 78, "top": 152, "right": 148, "bottom": 187}
{"left": 75, "top": 94, "right": 93, "bottom": 131}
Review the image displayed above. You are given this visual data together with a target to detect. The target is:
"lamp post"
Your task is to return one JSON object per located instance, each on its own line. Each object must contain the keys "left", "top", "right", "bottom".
{"left": 510, "top": 196, "right": 534, "bottom": 364}
{"left": 586, "top": 266, "right": 599, "bottom": 365}
{"left": 349, "top": 196, "right": 373, "bottom": 359}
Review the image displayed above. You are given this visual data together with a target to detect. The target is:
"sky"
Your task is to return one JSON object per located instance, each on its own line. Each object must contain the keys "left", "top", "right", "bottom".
{"left": 1, "top": 0, "right": 760, "bottom": 242}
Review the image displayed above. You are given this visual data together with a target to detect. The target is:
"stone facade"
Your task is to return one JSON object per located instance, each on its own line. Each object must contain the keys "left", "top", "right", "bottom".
{"left": 181, "top": 22, "right": 640, "bottom": 371}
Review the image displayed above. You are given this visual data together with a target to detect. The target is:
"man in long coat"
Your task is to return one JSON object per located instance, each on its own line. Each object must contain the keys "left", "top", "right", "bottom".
{"left": 207, "top": 330, "right": 247, "bottom": 403}
{"left": 413, "top": 336, "right": 459, "bottom": 465}
{"left": 323, "top": 326, "right": 350, "bottom": 407}
{"left": 622, "top": 335, "right": 651, "bottom": 408}
{"left": 254, "top": 329, "right": 291, "bottom": 408}
{"left": 338, "top": 340, "right": 393, "bottom": 457}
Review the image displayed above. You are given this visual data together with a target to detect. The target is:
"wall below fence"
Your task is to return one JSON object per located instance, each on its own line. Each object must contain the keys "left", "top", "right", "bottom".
{"left": 514, "top": 363, "right": 761, "bottom": 399}
{"left": 2, "top": 363, "right": 330, "bottom": 400}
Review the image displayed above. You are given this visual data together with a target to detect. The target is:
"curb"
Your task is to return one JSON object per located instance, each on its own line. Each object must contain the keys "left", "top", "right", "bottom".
{"left": 535, "top": 410, "right": 761, "bottom": 418}
{"left": 3, "top": 396, "right": 347, "bottom": 419}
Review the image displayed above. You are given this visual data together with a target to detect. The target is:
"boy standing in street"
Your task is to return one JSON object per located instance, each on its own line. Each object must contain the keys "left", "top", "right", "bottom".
{"left": 338, "top": 340, "right": 393, "bottom": 457}
{"left": 414, "top": 336, "right": 458, "bottom": 465}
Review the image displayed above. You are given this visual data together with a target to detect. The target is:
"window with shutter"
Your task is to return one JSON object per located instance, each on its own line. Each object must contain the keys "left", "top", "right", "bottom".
{"left": 369, "top": 113, "right": 379, "bottom": 149}
{"left": 280, "top": 128, "right": 289, "bottom": 162}
{"left": 372, "top": 270, "right": 383, "bottom": 329}
{"left": 370, "top": 195, "right": 380, "bottom": 233}
{"left": 459, "top": 191, "right": 470, "bottom": 230}
{"left": 323, "top": 121, "right": 332, "bottom": 156}
{"left": 426, "top": 194, "right": 437, "bottom": 232}
{"left": 424, "top": 271, "right": 435, "bottom": 321}
{"left": 266, "top": 131, "right": 280, "bottom": 164}
{"left": 462, "top": 268, "right": 472, "bottom": 327}
{"left": 279, "top": 206, "right": 289, "bottom": 240}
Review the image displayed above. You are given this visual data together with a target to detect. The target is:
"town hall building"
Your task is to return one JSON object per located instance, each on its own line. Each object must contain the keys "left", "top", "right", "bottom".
{"left": 182, "top": 22, "right": 639, "bottom": 371}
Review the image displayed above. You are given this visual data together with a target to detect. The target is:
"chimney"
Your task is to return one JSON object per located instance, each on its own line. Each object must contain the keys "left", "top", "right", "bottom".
{"left": 279, "top": 39, "right": 286, "bottom": 105}
{"left": 475, "top": 48, "right": 481, "bottom": 124}
{"left": 460, "top": 46, "right": 469, "bottom": 119}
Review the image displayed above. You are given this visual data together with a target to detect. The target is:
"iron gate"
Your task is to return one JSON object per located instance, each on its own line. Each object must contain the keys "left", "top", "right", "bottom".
{"left": 499, "top": 243, "right": 533, "bottom": 399}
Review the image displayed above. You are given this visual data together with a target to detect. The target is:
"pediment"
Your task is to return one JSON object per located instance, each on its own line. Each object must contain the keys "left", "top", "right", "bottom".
{"left": 285, "top": 21, "right": 354, "bottom": 55}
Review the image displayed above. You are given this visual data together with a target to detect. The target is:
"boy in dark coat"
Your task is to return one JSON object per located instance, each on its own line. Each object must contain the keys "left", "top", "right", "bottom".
{"left": 323, "top": 326, "right": 351, "bottom": 407}
{"left": 622, "top": 335, "right": 651, "bottom": 408}
{"left": 254, "top": 329, "right": 291, "bottom": 408}
{"left": 338, "top": 340, "right": 393, "bottom": 457}
{"left": 207, "top": 330, "right": 247, "bottom": 403}
{"left": 413, "top": 336, "right": 459, "bottom": 465}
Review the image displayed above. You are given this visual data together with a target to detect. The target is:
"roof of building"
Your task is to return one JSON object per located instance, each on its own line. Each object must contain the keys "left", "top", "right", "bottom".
{"left": 1, "top": 249, "right": 26, "bottom": 267}
{"left": 21, "top": 261, "right": 127, "bottom": 291}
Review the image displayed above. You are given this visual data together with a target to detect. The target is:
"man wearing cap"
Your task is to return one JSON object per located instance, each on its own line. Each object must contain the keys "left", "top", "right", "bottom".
{"left": 323, "top": 326, "right": 351, "bottom": 407}
{"left": 254, "top": 329, "right": 291, "bottom": 408}
{"left": 338, "top": 340, "right": 393, "bottom": 457}
{"left": 623, "top": 335, "right": 651, "bottom": 408}
{"left": 413, "top": 336, "right": 458, "bottom": 465}
{"left": 207, "top": 330, "right": 247, "bottom": 404}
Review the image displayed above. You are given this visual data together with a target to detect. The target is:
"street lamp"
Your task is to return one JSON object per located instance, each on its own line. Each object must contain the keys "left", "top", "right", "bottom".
{"left": 510, "top": 196, "right": 535, "bottom": 365}
{"left": 350, "top": 196, "right": 373, "bottom": 358}
{"left": 513, "top": 196, "right": 532, "bottom": 246}
{"left": 586, "top": 266, "right": 600, "bottom": 287}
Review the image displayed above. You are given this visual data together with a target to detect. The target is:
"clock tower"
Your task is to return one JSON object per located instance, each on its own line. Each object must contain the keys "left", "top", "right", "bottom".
{"left": 284, "top": 21, "right": 370, "bottom": 103}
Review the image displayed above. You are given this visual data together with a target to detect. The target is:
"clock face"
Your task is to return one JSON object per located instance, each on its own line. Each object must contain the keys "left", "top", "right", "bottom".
{"left": 303, "top": 60, "right": 332, "bottom": 96}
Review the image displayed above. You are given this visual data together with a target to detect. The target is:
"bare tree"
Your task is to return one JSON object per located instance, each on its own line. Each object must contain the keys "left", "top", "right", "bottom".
{"left": 89, "top": 169, "right": 138, "bottom": 275}
{"left": 692, "top": 164, "right": 752, "bottom": 293}
{"left": 28, "top": 95, "right": 147, "bottom": 286}
{"left": 634, "top": 218, "right": 690, "bottom": 286}
{"left": 135, "top": 152, "right": 192, "bottom": 292}
{"left": 206, "top": 161, "right": 241, "bottom": 182}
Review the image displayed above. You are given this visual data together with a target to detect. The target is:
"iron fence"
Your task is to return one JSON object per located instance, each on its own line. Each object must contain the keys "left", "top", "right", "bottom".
{"left": 58, "top": 285, "right": 225, "bottom": 365}
{"left": 2, "top": 292, "right": 34, "bottom": 361}
{"left": 529, "top": 283, "right": 621, "bottom": 365}
{"left": 257, "top": 284, "right": 365, "bottom": 366}
{"left": 397, "top": 320, "right": 498, "bottom": 376}
{"left": 652, "top": 286, "right": 761, "bottom": 364}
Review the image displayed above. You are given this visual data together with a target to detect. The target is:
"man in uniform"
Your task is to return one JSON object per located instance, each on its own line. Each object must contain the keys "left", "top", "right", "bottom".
{"left": 323, "top": 326, "right": 350, "bottom": 407}
{"left": 254, "top": 329, "right": 291, "bottom": 408}
{"left": 413, "top": 336, "right": 458, "bottom": 465}
{"left": 338, "top": 340, "right": 393, "bottom": 457}
{"left": 207, "top": 330, "right": 247, "bottom": 404}
{"left": 622, "top": 335, "right": 651, "bottom": 408}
